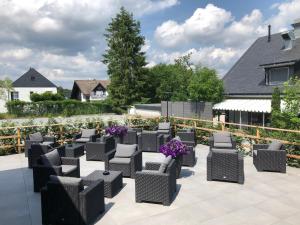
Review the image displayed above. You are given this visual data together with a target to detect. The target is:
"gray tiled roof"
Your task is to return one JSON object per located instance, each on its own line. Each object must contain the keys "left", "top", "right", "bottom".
{"left": 223, "top": 33, "right": 300, "bottom": 95}
{"left": 13, "top": 68, "right": 57, "bottom": 88}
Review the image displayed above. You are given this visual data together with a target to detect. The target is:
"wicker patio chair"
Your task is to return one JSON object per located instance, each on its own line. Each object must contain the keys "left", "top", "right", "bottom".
{"left": 28, "top": 144, "right": 65, "bottom": 168}
{"left": 208, "top": 131, "right": 236, "bottom": 150}
{"left": 105, "top": 144, "right": 142, "bottom": 178}
{"left": 41, "top": 175, "right": 104, "bottom": 225}
{"left": 86, "top": 135, "right": 115, "bottom": 161}
{"left": 24, "top": 132, "right": 57, "bottom": 157}
{"left": 138, "top": 131, "right": 165, "bottom": 152}
{"left": 73, "top": 129, "right": 99, "bottom": 144}
{"left": 123, "top": 128, "right": 142, "bottom": 144}
{"left": 135, "top": 156, "right": 177, "bottom": 206}
{"left": 176, "top": 129, "right": 196, "bottom": 167}
{"left": 32, "top": 148, "right": 80, "bottom": 192}
{"left": 207, "top": 148, "right": 244, "bottom": 184}
{"left": 253, "top": 140, "right": 286, "bottom": 173}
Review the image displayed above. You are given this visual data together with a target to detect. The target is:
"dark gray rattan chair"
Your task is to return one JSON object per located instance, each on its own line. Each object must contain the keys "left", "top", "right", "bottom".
{"left": 105, "top": 144, "right": 142, "bottom": 178}
{"left": 41, "top": 175, "right": 105, "bottom": 225}
{"left": 253, "top": 140, "right": 286, "bottom": 173}
{"left": 208, "top": 132, "right": 236, "bottom": 150}
{"left": 32, "top": 149, "right": 80, "bottom": 192}
{"left": 135, "top": 156, "right": 177, "bottom": 206}
{"left": 73, "top": 129, "right": 99, "bottom": 144}
{"left": 176, "top": 129, "right": 196, "bottom": 167}
{"left": 207, "top": 149, "right": 244, "bottom": 184}
{"left": 86, "top": 136, "right": 115, "bottom": 161}
{"left": 24, "top": 132, "right": 57, "bottom": 157}
{"left": 28, "top": 144, "right": 65, "bottom": 168}
{"left": 156, "top": 122, "right": 172, "bottom": 135}
{"left": 138, "top": 131, "right": 164, "bottom": 152}
{"left": 123, "top": 128, "right": 142, "bottom": 144}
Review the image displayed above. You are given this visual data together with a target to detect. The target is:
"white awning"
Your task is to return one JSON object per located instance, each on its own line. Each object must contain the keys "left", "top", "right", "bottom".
{"left": 213, "top": 99, "right": 271, "bottom": 113}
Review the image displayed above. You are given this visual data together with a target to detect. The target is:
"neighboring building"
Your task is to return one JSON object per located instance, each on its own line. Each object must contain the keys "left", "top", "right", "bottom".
{"left": 0, "top": 68, "right": 57, "bottom": 113}
{"left": 70, "top": 80, "right": 110, "bottom": 102}
{"left": 214, "top": 19, "right": 300, "bottom": 126}
{"left": 11, "top": 68, "right": 57, "bottom": 102}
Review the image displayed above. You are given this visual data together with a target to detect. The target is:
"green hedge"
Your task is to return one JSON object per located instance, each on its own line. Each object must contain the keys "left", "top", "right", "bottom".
{"left": 6, "top": 99, "right": 113, "bottom": 117}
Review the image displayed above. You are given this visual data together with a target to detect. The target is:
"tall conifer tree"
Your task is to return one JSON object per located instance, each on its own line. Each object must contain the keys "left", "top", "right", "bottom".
{"left": 103, "top": 7, "right": 147, "bottom": 109}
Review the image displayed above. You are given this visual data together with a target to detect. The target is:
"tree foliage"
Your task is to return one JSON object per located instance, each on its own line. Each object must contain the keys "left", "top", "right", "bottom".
{"left": 102, "top": 7, "right": 147, "bottom": 110}
{"left": 0, "top": 77, "right": 13, "bottom": 100}
{"left": 30, "top": 91, "right": 64, "bottom": 102}
{"left": 188, "top": 67, "right": 224, "bottom": 103}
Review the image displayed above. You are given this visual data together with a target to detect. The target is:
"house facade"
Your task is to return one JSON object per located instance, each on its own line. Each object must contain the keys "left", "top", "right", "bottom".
{"left": 213, "top": 19, "right": 300, "bottom": 127}
{"left": 70, "top": 80, "right": 110, "bottom": 102}
{"left": 0, "top": 68, "right": 57, "bottom": 113}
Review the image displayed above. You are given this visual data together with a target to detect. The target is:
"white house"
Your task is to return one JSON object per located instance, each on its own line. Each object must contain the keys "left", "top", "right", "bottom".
{"left": 70, "top": 80, "right": 110, "bottom": 102}
{"left": 0, "top": 68, "right": 57, "bottom": 113}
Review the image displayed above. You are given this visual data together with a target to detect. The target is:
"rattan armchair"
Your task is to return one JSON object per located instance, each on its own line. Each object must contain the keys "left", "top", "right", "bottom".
{"left": 207, "top": 149, "right": 244, "bottom": 184}
{"left": 138, "top": 131, "right": 165, "bottom": 152}
{"left": 253, "top": 141, "right": 286, "bottom": 173}
{"left": 41, "top": 175, "right": 105, "bottom": 225}
{"left": 135, "top": 158, "right": 177, "bottom": 206}
{"left": 176, "top": 129, "right": 196, "bottom": 167}
{"left": 85, "top": 135, "right": 115, "bottom": 161}
{"left": 208, "top": 132, "right": 236, "bottom": 150}
{"left": 24, "top": 132, "right": 57, "bottom": 157}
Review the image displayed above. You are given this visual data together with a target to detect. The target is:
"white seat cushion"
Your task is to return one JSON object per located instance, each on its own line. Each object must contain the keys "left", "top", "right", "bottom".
{"left": 114, "top": 144, "right": 137, "bottom": 158}
{"left": 214, "top": 142, "right": 233, "bottom": 148}
{"left": 76, "top": 137, "right": 90, "bottom": 143}
{"left": 109, "top": 157, "right": 131, "bottom": 165}
{"left": 61, "top": 165, "right": 77, "bottom": 174}
{"left": 81, "top": 129, "right": 96, "bottom": 138}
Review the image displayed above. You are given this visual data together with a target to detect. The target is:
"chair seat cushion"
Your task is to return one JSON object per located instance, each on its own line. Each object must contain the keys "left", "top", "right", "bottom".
{"left": 41, "top": 141, "right": 54, "bottom": 146}
{"left": 157, "top": 129, "right": 170, "bottom": 134}
{"left": 41, "top": 149, "right": 61, "bottom": 166}
{"left": 61, "top": 165, "right": 78, "bottom": 175}
{"left": 50, "top": 175, "right": 83, "bottom": 189}
{"left": 75, "top": 137, "right": 90, "bottom": 143}
{"left": 114, "top": 144, "right": 137, "bottom": 158}
{"left": 29, "top": 132, "right": 43, "bottom": 142}
{"left": 81, "top": 129, "right": 96, "bottom": 138}
{"left": 214, "top": 142, "right": 233, "bottom": 148}
{"left": 158, "top": 122, "right": 170, "bottom": 130}
{"left": 109, "top": 157, "right": 131, "bottom": 165}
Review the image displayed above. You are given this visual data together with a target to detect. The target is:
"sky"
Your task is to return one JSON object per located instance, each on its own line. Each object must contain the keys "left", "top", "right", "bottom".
{"left": 0, "top": 0, "right": 299, "bottom": 89}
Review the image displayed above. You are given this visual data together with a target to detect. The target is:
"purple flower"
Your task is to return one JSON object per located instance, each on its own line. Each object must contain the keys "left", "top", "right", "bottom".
{"left": 105, "top": 125, "right": 128, "bottom": 137}
{"left": 159, "top": 139, "right": 188, "bottom": 158}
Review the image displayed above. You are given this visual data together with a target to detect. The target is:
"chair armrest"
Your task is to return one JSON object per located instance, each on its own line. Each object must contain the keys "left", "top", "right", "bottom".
{"left": 253, "top": 144, "right": 269, "bottom": 150}
{"left": 182, "top": 141, "right": 195, "bottom": 147}
{"left": 136, "top": 170, "right": 167, "bottom": 177}
{"left": 208, "top": 136, "right": 214, "bottom": 147}
{"left": 79, "top": 180, "right": 105, "bottom": 225}
{"left": 43, "top": 136, "right": 56, "bottom": 142}
{"left": 104, "top": 149, "right": 116, "bottom": 170}
{"left": 145, "top": 162, "right": 161, "bottom": 170}
{"left": 157, "top": 134, "right": 164, "bottom": 146}
{"left": 89, "top": 134, "right": 100, "bottom": 142}
{"left": 33, "top": 164, "right": 63, "bottom": 175}
{"left": 131, "top": 150, "right": 143, "bottom": 177}
{"left": 61, "top": 157, "right": 80, "bottom": 166}
{"left": 231, "top": 136, "right": 237, "bottom": 149}
{"left": 73, "top": 133, "right": 81, "bottom": 140}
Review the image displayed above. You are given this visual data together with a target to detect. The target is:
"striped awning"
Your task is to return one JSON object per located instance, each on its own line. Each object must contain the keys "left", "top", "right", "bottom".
{"left": 213, "top": 99, "right": 271, "bottom": 113}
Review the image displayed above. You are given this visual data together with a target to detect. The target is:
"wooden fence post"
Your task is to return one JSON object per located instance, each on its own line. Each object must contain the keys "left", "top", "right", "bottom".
{"left": 221, "top": 122, "right": 225, "bottom": 131}
{"left": 17, "top": 127, "right": 21, "bottom": 153}
{"left": 59, "top": 125, "right": 64, "bottom": 144}
{"left": 256, "top": 127, "right": 260, "bottom": 139}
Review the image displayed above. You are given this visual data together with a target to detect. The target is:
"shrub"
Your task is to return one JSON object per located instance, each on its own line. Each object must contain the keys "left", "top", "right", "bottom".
{"left": 30, "top": 91, "right": 64, "bottom": 102}
{"left": 6, "top": 99, "right": 113, "bottom": 117}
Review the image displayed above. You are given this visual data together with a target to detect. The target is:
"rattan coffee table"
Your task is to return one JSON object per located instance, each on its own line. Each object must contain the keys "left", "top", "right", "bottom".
{"left": 83, "top": 170, "right": 123, "bottom": 198}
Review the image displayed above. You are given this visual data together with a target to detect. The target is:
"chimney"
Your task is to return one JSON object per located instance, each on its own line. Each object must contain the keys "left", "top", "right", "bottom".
{"left": 268, "top": 25, "right": 271, "bottom": 42}
{"left": 291, "top": 18, "right": 300, "bottom": 39}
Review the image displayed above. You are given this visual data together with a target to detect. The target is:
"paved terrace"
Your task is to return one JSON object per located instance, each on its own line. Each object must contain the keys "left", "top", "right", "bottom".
{"left": 1, "top": 145, "right": 300, "bottom": 225}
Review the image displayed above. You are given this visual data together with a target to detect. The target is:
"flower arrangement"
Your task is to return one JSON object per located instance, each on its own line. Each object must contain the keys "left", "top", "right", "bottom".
{"left": 159, "top": 139, "right": 188, "bottom": 158}
{"left": 105, "top": 125, "right": 128, "bottom": 137}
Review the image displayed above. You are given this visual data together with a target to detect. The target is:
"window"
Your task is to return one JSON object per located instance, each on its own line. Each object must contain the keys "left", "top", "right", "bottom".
{"left": 11, "top": 92, "right": 19, "bottom": 100}
{"left": 266, "top": 67, "right": 289, "bottom": 85}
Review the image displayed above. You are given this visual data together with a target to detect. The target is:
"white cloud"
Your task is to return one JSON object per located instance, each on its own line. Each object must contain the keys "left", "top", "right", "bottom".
{"left": 0, "top": 48, "right": 33, "bottom": 60}
{"left": 33, "top": 17, "right": 62, "bottom": 33}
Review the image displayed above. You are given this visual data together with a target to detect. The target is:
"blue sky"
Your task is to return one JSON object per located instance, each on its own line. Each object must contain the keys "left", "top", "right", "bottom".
{"left": 0, "top": 0, "right": 299, "bottom": 88}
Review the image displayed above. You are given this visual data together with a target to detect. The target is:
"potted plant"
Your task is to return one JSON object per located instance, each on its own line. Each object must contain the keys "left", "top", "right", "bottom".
{"left": 105, "top": 125, "right": 128, "bottom": 144}
{"left": 159, "top": 138, "right": 188, "bottom": 178}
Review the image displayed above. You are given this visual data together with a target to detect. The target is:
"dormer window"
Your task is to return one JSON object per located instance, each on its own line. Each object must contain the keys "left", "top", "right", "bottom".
{"left": 266, "top": 67, "right": 289, "bottom": 85}
{"left": 31, "top": 76, "right": 35, "bottom": 81}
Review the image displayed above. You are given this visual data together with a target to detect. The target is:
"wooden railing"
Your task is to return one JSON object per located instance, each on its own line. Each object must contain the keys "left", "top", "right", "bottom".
{"left": 0, "top": 121, "right": 104, "bottom": 153}
{"left": 126, "top": 115, "right": 300, "bottom": 159}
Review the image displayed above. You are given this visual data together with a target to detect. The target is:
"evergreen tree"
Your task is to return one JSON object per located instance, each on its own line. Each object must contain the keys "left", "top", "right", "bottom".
{"left": 102, "top": 7, "right": 147, "bottom": 110}
{"left": 271, "top": 87, "right": 281, "bottom": 113}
